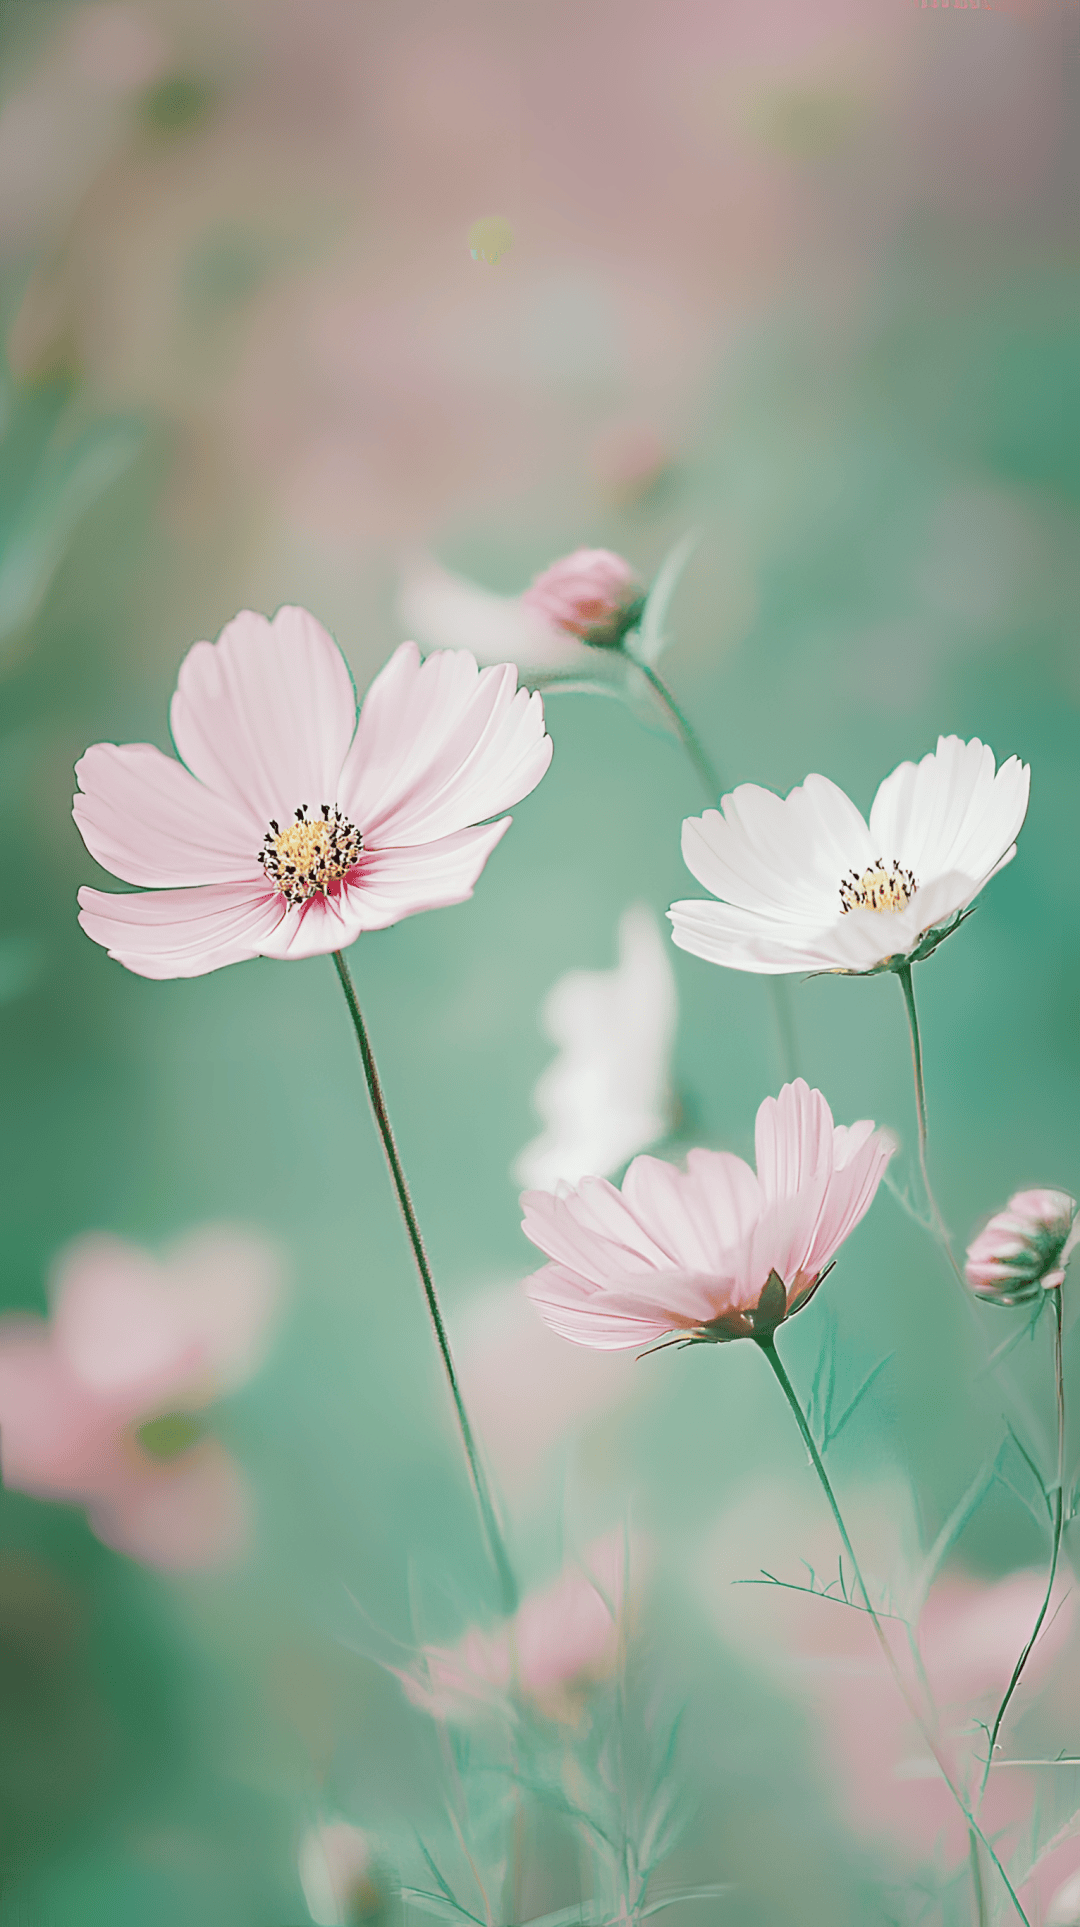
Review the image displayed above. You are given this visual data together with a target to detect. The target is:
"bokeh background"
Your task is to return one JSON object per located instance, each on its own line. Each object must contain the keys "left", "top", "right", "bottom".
{"left": 1, "top": 0, "right": 1079, "bottom": 1921}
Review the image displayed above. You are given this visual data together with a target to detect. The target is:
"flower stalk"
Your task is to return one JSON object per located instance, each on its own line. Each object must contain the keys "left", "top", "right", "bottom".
{"left": 332, "top": 948, "right": 517, "bottom": 1615}
{"left": 980, "top": 1285, "right": 1066, "bottom": 1796}
{"left": 895, "top": 961, "right": 965, "bottom": 1288}
{"left": 755, "top": 1333, "right": 1031, "bottom": 1926}
{"left": 629, "top": 647, "right": 800, "bottom": 1082}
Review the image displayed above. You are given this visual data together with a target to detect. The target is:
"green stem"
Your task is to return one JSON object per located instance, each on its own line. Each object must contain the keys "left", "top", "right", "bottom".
{"left": 756, "top": 1335, "right": 1031, "bottom": 1926}
{"left": 634, "top": 658, "right": 722, "bottom": 804}
{"left": 980, "top": 1288, "right": 1065, "bottom": 1796}
{"left": 895, "top": 962, "right": 964, "bottom": 1288}
{"left": 633, "top": 653, "right": 800, "bottom": 1081}
{"left": 331, "top": 948, "right": 517, "bottom": 1615}
{"left": 969, "top": 1830, "right": 988, "bottom": 1927}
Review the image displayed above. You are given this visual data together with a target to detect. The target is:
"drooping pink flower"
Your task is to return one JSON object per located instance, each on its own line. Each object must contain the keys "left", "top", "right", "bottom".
{"left": 399, "top": 1532, "right": 630, "bottom": 1724}
{"left": 965, "top": 1188, "right": 1078, "bottom": 1306}
{"left": 522, "top": 548, "right": 644, "bottom": 649}
{"left": 74, "top": 606, "right": 552, "bottom": 979}
{"left": 0, "top": 1228, "right": 282, "bottom": 1568}
{"left": 522, "top": 1079, "right": 893, "bottom": 1350}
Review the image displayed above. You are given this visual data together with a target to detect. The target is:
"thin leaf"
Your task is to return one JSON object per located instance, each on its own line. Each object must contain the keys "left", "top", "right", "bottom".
{"left": 910, "top": 1452, "right": 1002, "bottom": 1618}
{"left": 400, "top": 1892, "right": 485, "bottom": 1924}
{"left": 641, "top": 1886, "right": 733, "bottom": 1916}
{"left": 629, "top": 529, "right": 699, "bottom": 667}
{"left": 823, "top": 1353, "right": 894, "bottom": 1451}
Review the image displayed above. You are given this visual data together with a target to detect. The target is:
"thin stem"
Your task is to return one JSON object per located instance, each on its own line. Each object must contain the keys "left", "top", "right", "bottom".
{"left": 969, "top": 1830, "right": 988, "bottom": 1927}
{"left": 756, "top": 1335, "right": 1031, "bottom": 1926}
{"left": 980, "top": 1289, "right": 1066, "bottom": 1796}
{"left": 633, "top": 652, "right": 801, "bottom": 1081}
{"left": 634, "top": 659, "right": 722, "bottom": 803}
{"left": 331, "top": 948, "right": 517, "bottom": 1615}
{"left": 895, "top": 962, "right": 965, "bottom": 1288}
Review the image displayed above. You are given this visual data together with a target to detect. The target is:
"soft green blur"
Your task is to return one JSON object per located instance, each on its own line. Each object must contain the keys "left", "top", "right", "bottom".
{"left": 1, "top": 3, "right": 1078, "bottom": 1923}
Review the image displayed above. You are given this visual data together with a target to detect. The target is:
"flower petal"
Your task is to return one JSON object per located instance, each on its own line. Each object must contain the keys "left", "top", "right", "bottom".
{"left": 169, "top": 606, "right": 358, "bottom": 824}
{"left": 754, "top": 1081, "right": 834, "bottom": 1205}
{"left": 521, "top": 1178, "right": 675, "bottom": 1286}
{"left": 869, "top": 736, "right": 1030, "bottom": 892}
{"left": 255, "top": 819, "right": 514, "bottom": 959}
{"left": 74, "top": 742, "right": 262, "bottom": 887}
{"left": 524, "top": 1265, "right": 678, "bottom": 1351}
{"left": 339, "top": 643, "right": 552, "bottom": 844}
{"left": 681, "top": 775, "right": 873, "bottom": 922}
{"left": 77, "top": 881, "right": 285, "bottom": 980}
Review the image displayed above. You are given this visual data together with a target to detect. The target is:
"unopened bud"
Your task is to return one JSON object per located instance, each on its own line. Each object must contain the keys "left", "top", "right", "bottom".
{"left": 522, "top": 548, "right": 644, "bottom": 649}
{"left": 965, "top": 1188, "right": 1077, "bottom": 1306}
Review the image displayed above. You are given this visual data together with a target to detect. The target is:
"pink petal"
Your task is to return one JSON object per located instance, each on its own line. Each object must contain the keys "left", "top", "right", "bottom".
{"left": 754, "top": 1081, "right": 834, "bottom": 1205}
{"left": 52, "top": 1236, "right": 204, "bottom": 1397}
{"left": 88, "top": 1440, "right": 251, "bottom": 1570}
{"left": 77, "top": 880, "right": 286, "bottom": 980}
{"left": 521, "top": 1178, "right": 676, "bottom": 1285}
{"left": 625, "top": 1149, "right": 760, "bottom": 1269}
{"left": 169, "top": 607, "right": 358, "bottom": 826}
{"left": 74, "top": 742, "right": 262, "bottom": 887}
{"left": 0, "top": 1321, "right": 131, "bottom": 1495}
{"left": 339, "top": 642, "right": 551, "bottom": 845}
{"left": 524, "top": 1264, "right": 675, "bottom": 1350}
{"left": 257, "top": 819, "right": 513, "bottom": 958}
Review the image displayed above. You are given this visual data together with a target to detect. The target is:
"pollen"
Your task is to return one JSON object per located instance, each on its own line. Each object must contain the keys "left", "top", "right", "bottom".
{"left": 839, "top": 858, "right": 917, "bottom": 916}
{"left": 259, "top": 803, "right": 363, "bottom": 906}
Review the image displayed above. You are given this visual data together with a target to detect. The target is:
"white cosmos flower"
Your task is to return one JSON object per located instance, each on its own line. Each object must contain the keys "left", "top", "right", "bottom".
{"left": 668, "top": 735, "right": 1029, "bottom": 977}
{"left": 514, "top": 905, "right": 677, "bottom": 1191}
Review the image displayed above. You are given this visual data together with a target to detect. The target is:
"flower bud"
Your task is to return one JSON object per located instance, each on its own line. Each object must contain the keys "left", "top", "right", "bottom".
{"left": 522, "top": 548, "right": 644, "bottom": 648}
{"left": 965, "top": 1188, "right": 1077, "bottom": 1306}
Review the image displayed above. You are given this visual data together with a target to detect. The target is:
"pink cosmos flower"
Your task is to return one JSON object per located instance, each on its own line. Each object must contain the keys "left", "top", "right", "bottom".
{"left": 0, "top": 1228, "right": 282, "bottom": 1568}
{"left": 74, "top": 606, "right": 552, "bottom": 979}
{"left": 399, "top": 1532, "right": 630, "bottom": 1724}
{"left": 522, "top": 1079, "right": 893, "bottom": 1350}
{"left": 522, "top": 548, "right": 644, "bottom": 649}
{"left": 965, "top": 1188, "right": 1078, "bottom": 1306}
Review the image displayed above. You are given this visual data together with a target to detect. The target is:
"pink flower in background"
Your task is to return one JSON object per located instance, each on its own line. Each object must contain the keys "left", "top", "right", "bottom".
{"left": 0, "top": 1228, "right": 283, "bottom": 1568}
{"left": 74, "top": 605, "right": 552, "bottom": 978}
{"left": 400, "top": 1533, "right": 630, "bottom": 1724}
{"left": 669, "top": 735, "right": 1030, "bottom": 976}
{"left": 965, "top": 1188, "right": 1078, "bottom": 1306}
{"left": 522, "top": 548, "right": 644, "bottom": 649}
{"left": 298, "top": 1821, "right": 382, "bottom": 1926}
{"left": 522, "top": 1079, "right": 892, "bottom": 1350}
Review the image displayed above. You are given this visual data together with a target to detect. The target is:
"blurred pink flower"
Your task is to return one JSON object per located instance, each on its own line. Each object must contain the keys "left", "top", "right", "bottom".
{"left": 522, "top": 1079, "right": 893, "bottom": 1350}
{"left": 456, "top": 1284, "right": 643, "bottom": 1498}
{"left": 522, "top": 548, "right": 644, "bottom": 649}
{"left": 699, "top": 1478, "right": 1076, "bottom": 1880}
{"left": 74, "top": 606, "right": 552, "bottom": 978}
{"left": 400, "top": 1533, "right": 630, "bottom": 1725}
{"left": 0, "top": 1228, "right": 283, "bottom": 1568}
{"left": 298, "top": 1820, "right": 381, "bottom": 1926}
{"left": 965, "top": 1188, "right": 1078, "bottom": 1306}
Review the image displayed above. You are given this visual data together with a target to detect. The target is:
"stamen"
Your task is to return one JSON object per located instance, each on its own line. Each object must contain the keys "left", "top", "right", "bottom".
{"left": 259, "top": 803, "right": 363, "bottom": 906}
{"left": 839, "top": 858, "right": 917, "bottom": 916}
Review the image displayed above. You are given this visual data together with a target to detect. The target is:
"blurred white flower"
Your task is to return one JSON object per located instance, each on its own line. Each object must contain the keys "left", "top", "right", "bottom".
{"left": 396, "top": 553, "right": 597, "bottom": 674}
{"left": 298, "top": 1820, "right": 380, "bottom": 1925}
{"left": 1049, "top": 1871, "right": 1080, "bottom": 1925}
{"left": 515, "top": 904, "right": 677, "bottom": 1191}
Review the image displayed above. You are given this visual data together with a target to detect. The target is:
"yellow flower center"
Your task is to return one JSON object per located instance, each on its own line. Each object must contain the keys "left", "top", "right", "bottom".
{"left": 259, "top": 804, "right": 363, "bottom": 906}
{"left": 839, "top": 859, "right": 917, "bottom": 916}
